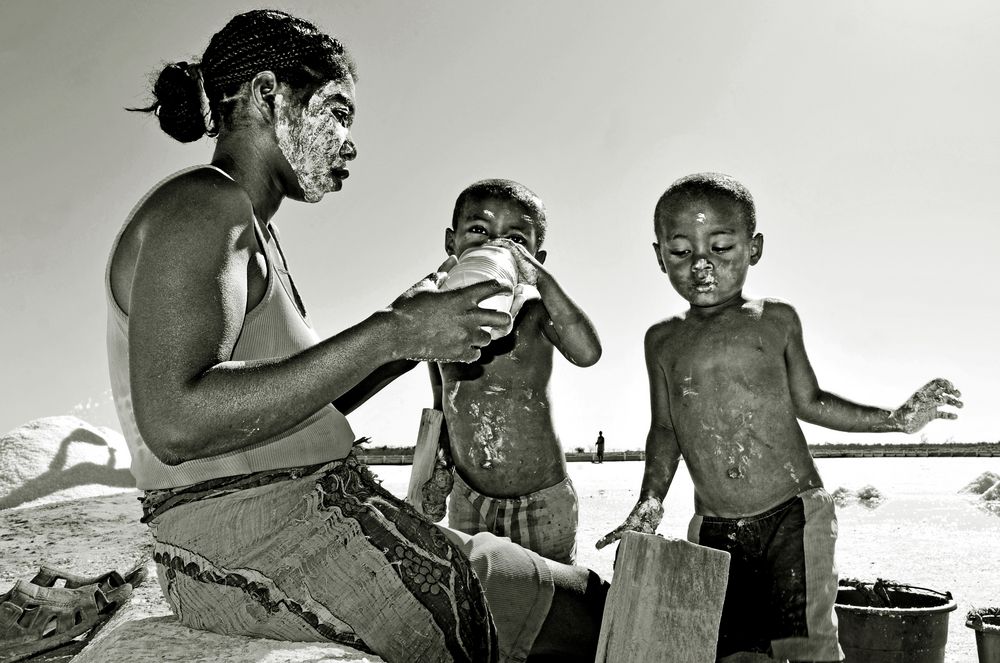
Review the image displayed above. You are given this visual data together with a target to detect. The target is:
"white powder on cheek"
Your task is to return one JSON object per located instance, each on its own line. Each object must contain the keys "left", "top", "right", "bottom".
{"left": 274, "top": 87, "right": 343, "bottom": 203}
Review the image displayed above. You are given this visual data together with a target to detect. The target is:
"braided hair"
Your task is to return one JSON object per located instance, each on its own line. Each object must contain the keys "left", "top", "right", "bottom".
{"left": 131, "top": 9, "right": 356, "bottom": 143}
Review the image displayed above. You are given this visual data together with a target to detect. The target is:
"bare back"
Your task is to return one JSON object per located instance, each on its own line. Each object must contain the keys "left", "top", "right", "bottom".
{"left": 651, "top": 298, "right": 822, "bottom": 517}
{"left": 437, "top": 299, "right": 567, "bottom": 497}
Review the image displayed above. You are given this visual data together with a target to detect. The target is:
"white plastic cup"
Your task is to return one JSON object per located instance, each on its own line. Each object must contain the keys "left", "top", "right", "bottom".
{"left": 439, "top": 244, "right": 518, "bottom": 339}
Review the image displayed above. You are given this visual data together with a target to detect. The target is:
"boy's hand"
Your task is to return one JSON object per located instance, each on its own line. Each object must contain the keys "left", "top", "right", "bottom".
{"left": 890, "top": 378, "right": 963, "bottom": 434}
{"left": 420, "top": 462, "right": 454, "bottom": 522}
{"left": 389, "top": 262, "right": 513, "bottom": 363}
{"left": 509, "top": 283, "right": 541, "bottom": 319}
{"left": 595, "top": 495, "right": 664, "bottom": 549}
{"left": 491, "top": 238, "right": 545, "bottom": 286}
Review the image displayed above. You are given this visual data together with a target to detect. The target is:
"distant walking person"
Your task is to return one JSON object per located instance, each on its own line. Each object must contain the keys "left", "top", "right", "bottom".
{"left": 595, "top": 431, "right": 605, "bottom": 463}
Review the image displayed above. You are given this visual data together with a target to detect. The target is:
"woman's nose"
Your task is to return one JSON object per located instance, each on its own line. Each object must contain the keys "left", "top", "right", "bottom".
{"left": 341, "top": 138, "right": 357, "bottom": 161}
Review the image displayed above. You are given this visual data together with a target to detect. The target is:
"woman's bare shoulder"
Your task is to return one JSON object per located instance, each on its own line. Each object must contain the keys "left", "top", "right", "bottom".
{"left": 111, "top": 168, "right": 258, "bottom": 313}
{"left": 133, "top": 167, "right": 253, "bottom": 241}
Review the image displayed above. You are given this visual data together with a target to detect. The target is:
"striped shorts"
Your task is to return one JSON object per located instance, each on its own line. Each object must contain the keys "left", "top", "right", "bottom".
{"left": 448, "top": 472, "right": 579, "bottom": 564}
{"left": 688, "top": 487, "right": 844, "bottom": 662}
{"left": 142, "top": 456, "right": 554, "bottom": 663}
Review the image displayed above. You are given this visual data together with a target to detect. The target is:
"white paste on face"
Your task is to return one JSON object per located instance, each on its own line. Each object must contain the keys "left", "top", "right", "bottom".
{"left": 695, "top": 212, "right": 707, "bottom": 224}
{"left": 692, "top": 258, "right": 717, "bottom": 291}
{"left": 273, "top": 80, "right": 352, "bottom": 203}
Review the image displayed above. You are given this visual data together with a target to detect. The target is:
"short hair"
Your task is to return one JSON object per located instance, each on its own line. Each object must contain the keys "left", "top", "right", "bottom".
{"left": 131, "top": 9, "right": 357, "bottom": 143}
{"left": 654, "top": 172, "right": 756, "bottom": 236}
{"left": 452, "top": 179, "right": 548, "bottom": 247}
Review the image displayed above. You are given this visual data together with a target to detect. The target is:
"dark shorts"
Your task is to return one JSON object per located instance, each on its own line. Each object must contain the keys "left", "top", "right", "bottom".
{"left": 688, "top": 487, "right": 844, "bottom": 662}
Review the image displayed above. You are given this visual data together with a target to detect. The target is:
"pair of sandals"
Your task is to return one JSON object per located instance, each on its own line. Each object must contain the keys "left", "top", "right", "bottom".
{"left": 0, "top": 562, "right": 147, "bottom": 663}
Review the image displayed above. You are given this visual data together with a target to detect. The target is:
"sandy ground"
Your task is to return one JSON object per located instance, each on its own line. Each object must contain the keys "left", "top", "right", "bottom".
{"left": 5, "top": 466, "right": 997, "bottom": 661}
{"left": 1, "top": 489, "right": 381, "bottom": 662}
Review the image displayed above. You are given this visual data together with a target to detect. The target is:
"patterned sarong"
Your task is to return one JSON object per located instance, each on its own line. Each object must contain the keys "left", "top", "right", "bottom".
{"left": 142, "top": 455, "right": 502, "bottom": 663}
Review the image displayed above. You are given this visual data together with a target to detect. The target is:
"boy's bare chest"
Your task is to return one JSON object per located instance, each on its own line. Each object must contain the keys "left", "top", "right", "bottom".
{"left": 440, "top": 324, "right": 554, "bottom": 393}
{"left": 663, "top": 319, "right": 787, "bottom": 391}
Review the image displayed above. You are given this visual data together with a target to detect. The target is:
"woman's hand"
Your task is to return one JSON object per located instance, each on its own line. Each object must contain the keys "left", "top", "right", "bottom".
{"left": 388, "top": 259, "right": 514, "bottom": 363}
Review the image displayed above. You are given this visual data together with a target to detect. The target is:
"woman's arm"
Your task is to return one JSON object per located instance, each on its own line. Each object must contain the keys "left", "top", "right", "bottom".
{"left": 333, "top": 359, "right": 418, "bottom": 415}
{"left": 126, "top": 180, "right": 511, "bottom": 465}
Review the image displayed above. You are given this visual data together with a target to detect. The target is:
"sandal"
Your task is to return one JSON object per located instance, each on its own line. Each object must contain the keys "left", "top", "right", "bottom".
{"left": 30, "top": 562, "right": 147, "bottom": 596}
{"left": 0, "top": 563, "right": 145, "bottom": 663}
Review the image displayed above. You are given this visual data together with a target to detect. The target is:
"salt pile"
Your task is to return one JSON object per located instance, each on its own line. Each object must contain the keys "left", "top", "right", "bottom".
{"left": 0, "top": 415, "right": 135, "bottom": 510}
{"left": 832, "top": 484, "right": 885, "bottom": 509}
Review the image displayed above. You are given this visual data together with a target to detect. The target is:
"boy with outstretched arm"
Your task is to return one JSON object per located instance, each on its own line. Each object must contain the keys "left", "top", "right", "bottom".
{"left": 596, "top": 172, "right": 962, "bottom": 662}
{"left": 425, "top": 179, "right": 601, "bottom": 564}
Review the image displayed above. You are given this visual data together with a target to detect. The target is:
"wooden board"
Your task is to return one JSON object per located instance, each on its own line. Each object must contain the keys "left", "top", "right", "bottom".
{"left": 595, "top": 532, "right": 731, "bottom": 663}
{"left": 404, "top": 408, "right": 443, "bottom": 516}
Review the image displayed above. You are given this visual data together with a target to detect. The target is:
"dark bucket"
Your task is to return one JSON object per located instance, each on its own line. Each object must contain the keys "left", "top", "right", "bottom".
{"left": 967, "top": 614, "right": 1000, "bottom": 663}
{"left": 835, "top": 583, "right": 956, "bottom": 663}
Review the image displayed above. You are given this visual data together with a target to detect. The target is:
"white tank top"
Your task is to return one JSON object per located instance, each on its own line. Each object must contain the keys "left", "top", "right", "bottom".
{"left": 106, "top": 165, "right": 356, "bottom": 489}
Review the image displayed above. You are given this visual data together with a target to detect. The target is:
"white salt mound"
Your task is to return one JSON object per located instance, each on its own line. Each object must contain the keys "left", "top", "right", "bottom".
{"left": 960, "top": 471, "right": 1000, "bottom": 496}
{"left": 981, "top": 483, "right": 1000, "bottom": 503}
{"left": 0, "top": 415, "right": 135, "bottom": 510}
{"left": 831, "top": 487, "right": 853, "bottom": 506}
{"left": 855, "top": 485, "right": 885, "bottom": 503}
{"left": 831, "top": 485, "right": 885, "bottom": 509}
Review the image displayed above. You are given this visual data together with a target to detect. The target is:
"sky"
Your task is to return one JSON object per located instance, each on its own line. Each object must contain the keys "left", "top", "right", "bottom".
{"left": 1, "top": 1, "right": 998, "bottom": 450}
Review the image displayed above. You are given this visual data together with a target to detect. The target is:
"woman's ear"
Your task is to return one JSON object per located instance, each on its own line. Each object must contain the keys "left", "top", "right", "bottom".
{"left": 250, "top": 71, "right": 279, "bottom": 122}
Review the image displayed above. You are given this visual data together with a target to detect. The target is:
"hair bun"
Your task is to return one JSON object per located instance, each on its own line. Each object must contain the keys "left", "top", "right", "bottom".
{"left": 151, "top": 61, "right": 207, "bottom": 143}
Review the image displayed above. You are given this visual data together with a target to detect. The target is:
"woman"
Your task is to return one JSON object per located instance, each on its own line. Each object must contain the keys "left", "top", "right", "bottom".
{"left": 107, "top": 10, "right": 605, "bottom": 663}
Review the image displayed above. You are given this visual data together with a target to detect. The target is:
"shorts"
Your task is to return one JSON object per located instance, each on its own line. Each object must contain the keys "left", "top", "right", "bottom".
{"left": 143, "top": 455, "right": 554, "bottom": 663}
{"left": 688, "top": 487, "right": 844, "bottom": 662}
{"left": 449, "top": 472, "right": 579, "bottom": 564}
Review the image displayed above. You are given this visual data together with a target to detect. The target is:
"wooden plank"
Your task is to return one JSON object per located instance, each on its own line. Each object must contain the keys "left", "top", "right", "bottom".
{"left": 405, "top": 408, "right": 443, "bottom": 515}
{"left": 595, "top": 532, "right": 730, "bottom": 663}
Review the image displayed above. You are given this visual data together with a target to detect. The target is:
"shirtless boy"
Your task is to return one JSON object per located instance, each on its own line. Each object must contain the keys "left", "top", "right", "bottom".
{"left": 427, "top": 179, "right": 601, "bottom": 564}
{"left": 597, "top": 172, "right": 962, "bottom": 662}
